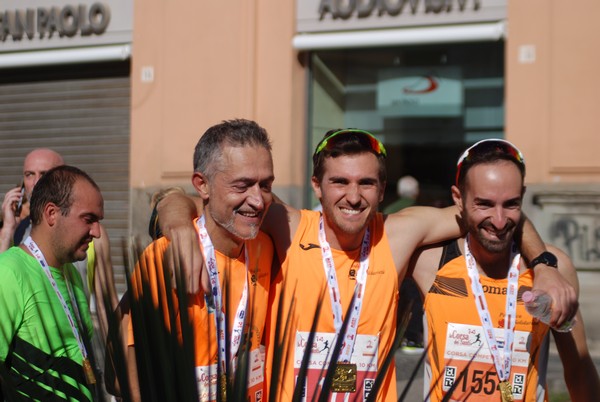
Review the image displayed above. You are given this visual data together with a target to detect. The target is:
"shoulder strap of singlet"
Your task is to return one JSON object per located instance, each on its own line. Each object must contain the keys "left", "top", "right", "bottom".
{"left": 439, "top": 239, "right": 462, "bottom": 270}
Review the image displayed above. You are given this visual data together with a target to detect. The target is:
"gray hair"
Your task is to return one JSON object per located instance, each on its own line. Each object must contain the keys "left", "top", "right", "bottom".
{"left": 193, "top": 119, "right": 272, "bottom": 179}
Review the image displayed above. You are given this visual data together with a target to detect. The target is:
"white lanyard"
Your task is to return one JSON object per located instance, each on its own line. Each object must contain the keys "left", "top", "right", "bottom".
{"left": 318, "top": 216, "right": 370, "bottom": 362}
{"left": 23, "top": 237, "right": 89, "bottom": 361}
{"left": 195, "top": 216, "right": 248, "bottom": 374}
{"left": 464, "top": 235, "right": 520, "bottom": 383}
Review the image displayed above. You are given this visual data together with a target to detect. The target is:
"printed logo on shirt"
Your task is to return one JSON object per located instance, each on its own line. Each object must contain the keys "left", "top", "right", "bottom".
{"left": 299, "top": 243, "right": 320, "bottom": 251}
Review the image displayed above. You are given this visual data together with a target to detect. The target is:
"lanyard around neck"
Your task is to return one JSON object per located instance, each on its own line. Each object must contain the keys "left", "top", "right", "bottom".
{"left": 195, "top": 216, "right": 248, "bottom": 374}
{"left": 23, "top": 237, "right": 90, "bottom": 361}
{"left": 318, "top": 215, "right": 370, "bottom": 362}
{"left": 464, "top": 235, "right": 520, "bottom": 383}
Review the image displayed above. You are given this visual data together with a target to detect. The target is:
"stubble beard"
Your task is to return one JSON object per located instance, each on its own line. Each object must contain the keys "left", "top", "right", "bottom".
{"left": 472, "top": 222, "right": 516, "bottom": 254}
{"left": 324, "top": 203, "right": 375, "bottom": 240}
{"left": 211, "top": 210, "right": 260, "bottom": 242}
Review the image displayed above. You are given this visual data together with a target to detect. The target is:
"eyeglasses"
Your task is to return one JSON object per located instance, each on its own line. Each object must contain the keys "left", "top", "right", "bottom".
{"left": 455, "top": 139, "right": 525, "bottom": 185}
{"left": 313, "top": 129, "right": 387, "bottom": 158}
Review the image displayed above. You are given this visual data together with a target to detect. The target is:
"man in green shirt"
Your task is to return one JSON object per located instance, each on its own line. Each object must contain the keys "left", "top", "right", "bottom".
{"left": 0, "top": 165, "right": 104, "bottom": 401}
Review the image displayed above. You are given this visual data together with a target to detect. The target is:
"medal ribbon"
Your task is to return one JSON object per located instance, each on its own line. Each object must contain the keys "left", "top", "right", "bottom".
{"left": 464, "top": 235, "right": 520, "bottom": 383}
{"left": 195, "top": 216, "right": 248, "bottom": 375}
{"left": 318, "top": 215, "right": 370, "bottom": 362}
{"left": 23, "top": 237, "right": 90, "bottom": 363}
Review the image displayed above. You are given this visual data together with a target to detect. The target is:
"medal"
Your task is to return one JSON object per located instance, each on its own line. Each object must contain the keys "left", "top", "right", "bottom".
{"left": 82, "top": 358, "right": 96, "bottom": 385}
{"left": 464, "top": 237, "right": 520, "bottom": 402}
{"left": 332, "top": 363, "right": 357, "bottom": 392}
{"left": 24, "top": 238, "right": 97, "bottom": 388}
{"left": 498, "top": 381, "right": 514, "bottom": 402}
{"left": 219, "top": 374, "right": 227, "bottom": 401}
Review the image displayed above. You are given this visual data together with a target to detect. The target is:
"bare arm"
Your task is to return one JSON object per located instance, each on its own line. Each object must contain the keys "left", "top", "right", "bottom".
{"left": 384, "top": 205, "right": 462, "bottom": 281}
{"left": 155, "top": 191, "right": 206, "bottom": 294}
{"left": 387, "top": 207, "right": 576, "bottom": 327}
{"left": 157, "top": 190, "right": 300, "bottom": 293}
{"left": 126, "top": 343, "right": 141, "bottom": 401}
{"left": 0, "top": 227, "right": 11, "bottom": 253}
{"left": 387, "top": 205, "right": 462, "bottom": 248}
{"left": 520, "top": 219, "right": 577, "bottom": 329}
{"left": 554, "top": 310, "right": 600, "bottom": 400}
{"left": 410, "top": 244, "right": 445, "bottom": 298}
{"left": 93, "top": 224, "right": 119, "bottom": 341}
{"left": 260, "top": 193, "right": 300, "bottom": 263}
{"left": 549, "top": 246, "right": 600, "bottom": 400}
{"left": 0, "top": 187, "right": 23, "bottom": 252}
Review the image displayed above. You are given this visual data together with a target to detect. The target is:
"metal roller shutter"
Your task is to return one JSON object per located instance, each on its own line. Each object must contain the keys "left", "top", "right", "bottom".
{"left": 0, "top": 61, "right": 130, "bottom": 296}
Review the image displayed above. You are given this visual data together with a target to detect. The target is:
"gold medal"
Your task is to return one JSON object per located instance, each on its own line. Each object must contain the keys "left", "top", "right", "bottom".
{"left": 332, "top": 363, "right": 357, "bottom": 393}
{"left": 498, "top": 381, "right": 514, "bottom": 402}
{"left": 219, "top": 374, "right": 227, "bottom": 401}
{"left": 82, "top": 358, "right": 96, "bottom": 385}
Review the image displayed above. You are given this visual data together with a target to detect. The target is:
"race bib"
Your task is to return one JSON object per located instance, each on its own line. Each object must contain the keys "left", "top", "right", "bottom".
{"left": 196, "top": 364, "right": 218, "bottom": 401}
{"left": 441, "top": 323, "right": 531, "bottom": 401}
{"left": 294, "top": 331, "right": 378, "bottom": 402}
{"left": 196, "top": 347, "right": 265, "bottom": 402}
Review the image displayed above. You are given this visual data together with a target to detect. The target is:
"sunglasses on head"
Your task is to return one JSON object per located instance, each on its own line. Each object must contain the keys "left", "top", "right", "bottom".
{"left": 314, "top": 129, "right": 387, "bottom": 158}
{"left": 455, "top": 139, "right": 525, "bottom": 185}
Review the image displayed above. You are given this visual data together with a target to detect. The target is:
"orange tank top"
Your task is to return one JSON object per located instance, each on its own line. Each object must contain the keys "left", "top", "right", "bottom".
{"left": 265, "top": 210, "right": 399, "bottom": 402}
{"left": 424, "top": 240, "right": 550, "bottom": 402}
{"left": 130, "top": 219, "right": 272, "bottom": 402}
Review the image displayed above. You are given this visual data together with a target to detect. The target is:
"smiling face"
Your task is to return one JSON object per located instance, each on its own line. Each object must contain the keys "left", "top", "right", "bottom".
{"left": 312, "top": 152, "right": 385, "bottom": 250}
{"left": 453, "top": 160, "right": 524, "bottom": 254}
{"left": 51, "top": 179, "right": 104, "bottom": 265}
{"left": 193, "top": 144, "right": 274, "bottom": 247}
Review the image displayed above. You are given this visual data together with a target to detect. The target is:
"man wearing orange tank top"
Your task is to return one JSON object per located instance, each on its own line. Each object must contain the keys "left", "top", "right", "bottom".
{"left": 127, "top": 120, "right": 275, "bottom": 402}
{"left": 158, "top": 130, "right": 578, "bottom": 401}
{"left": 410, "top": 140, "right": 600, "bottom": 401}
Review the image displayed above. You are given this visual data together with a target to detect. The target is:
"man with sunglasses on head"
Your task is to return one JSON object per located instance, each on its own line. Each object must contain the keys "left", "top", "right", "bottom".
{"left": 157, "top": 129, "right": 577, "bottom": 401}
{"left": 410, "top": 139, "right": 599, "bottom": 401}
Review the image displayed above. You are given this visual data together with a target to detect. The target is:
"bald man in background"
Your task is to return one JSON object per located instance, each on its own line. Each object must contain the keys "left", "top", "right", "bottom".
{"left": 1, "top": 148, "right": 64, "bottom": 252}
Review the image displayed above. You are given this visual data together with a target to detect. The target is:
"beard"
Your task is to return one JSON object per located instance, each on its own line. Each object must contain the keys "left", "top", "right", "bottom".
{"left": 469, "top": 220, "right": 516, "bottom": 254}
{"left": 210, "top": 209, "right": 260, "bottom": 241}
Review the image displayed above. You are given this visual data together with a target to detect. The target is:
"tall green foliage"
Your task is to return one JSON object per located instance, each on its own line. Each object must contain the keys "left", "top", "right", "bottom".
{"left": 101, "top": 241, "right": 427, "bottom": 402}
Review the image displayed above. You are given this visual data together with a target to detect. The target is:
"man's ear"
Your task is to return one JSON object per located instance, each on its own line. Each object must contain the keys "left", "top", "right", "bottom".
{"left": 451, "top": 185, "right": 464, "bottom": 213}
{"left": 311, "top": 176, "right": 322, "bottom": 200}
{"left": 44, "top": 203, "right": 60, "bottom": 226}
{"left": 192, "top": 172, "right": 210, "bottom": 201}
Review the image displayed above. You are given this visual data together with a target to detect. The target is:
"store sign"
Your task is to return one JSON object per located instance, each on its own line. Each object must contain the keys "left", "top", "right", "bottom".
{"left": 0, "top": 3, "right": 110, "bottom": 41}
{"left": 377, "top": 66, "right": 463, "bottom": 117}
{"left": 0, "top": 0, "right": 131, "bottom": 52}
{"left": 318, "top": 0, "right": 480, "bottom": 19}
{"left": 297, "top": 0, "right": 506, "bottom": 33}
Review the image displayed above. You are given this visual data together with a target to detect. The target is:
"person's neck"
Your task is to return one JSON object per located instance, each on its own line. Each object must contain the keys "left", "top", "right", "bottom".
{"left": 23, "top": 232, "right": 62, "bottom": 268}
{"left": 202, "top": 215, "right": 245, "bottom": 259}
{"left": 464, "top": 237, "right": 512, "bottom": 279}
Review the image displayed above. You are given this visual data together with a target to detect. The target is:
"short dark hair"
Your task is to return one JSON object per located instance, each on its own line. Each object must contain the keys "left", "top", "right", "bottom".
{"left": 312, "top": 128, "right": 387, "bottom": 183}
{"left": 29, "top": 165, "right": 100, "bottom": 225}
{"left": 193, "top": 119, "right": 272, "bottom": 179}
{"left": 455, "top": 139, "right": 526, "bottom": 194}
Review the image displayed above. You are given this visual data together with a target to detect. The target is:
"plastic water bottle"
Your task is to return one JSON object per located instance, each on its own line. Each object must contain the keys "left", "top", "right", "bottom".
{"left": 522, "top": 291, "right": 574, "bottom": 332}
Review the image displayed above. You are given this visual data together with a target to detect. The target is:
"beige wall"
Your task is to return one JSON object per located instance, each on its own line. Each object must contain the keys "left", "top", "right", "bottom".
{"left": 507, "top": 0, "right": 600, "bottom": 184}
{"left": 130, "top": 0, "right": 306, "bottom": 239}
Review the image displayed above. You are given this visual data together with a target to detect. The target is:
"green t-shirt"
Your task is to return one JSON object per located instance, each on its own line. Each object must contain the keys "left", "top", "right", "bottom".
{"left": 0, "top": 247, "right": 94, "bottom": 401}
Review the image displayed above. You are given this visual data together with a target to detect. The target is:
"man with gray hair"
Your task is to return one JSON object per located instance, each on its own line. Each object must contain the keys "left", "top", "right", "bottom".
{"left": 127, "top": 119, "right": 275, "bottom": 401}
